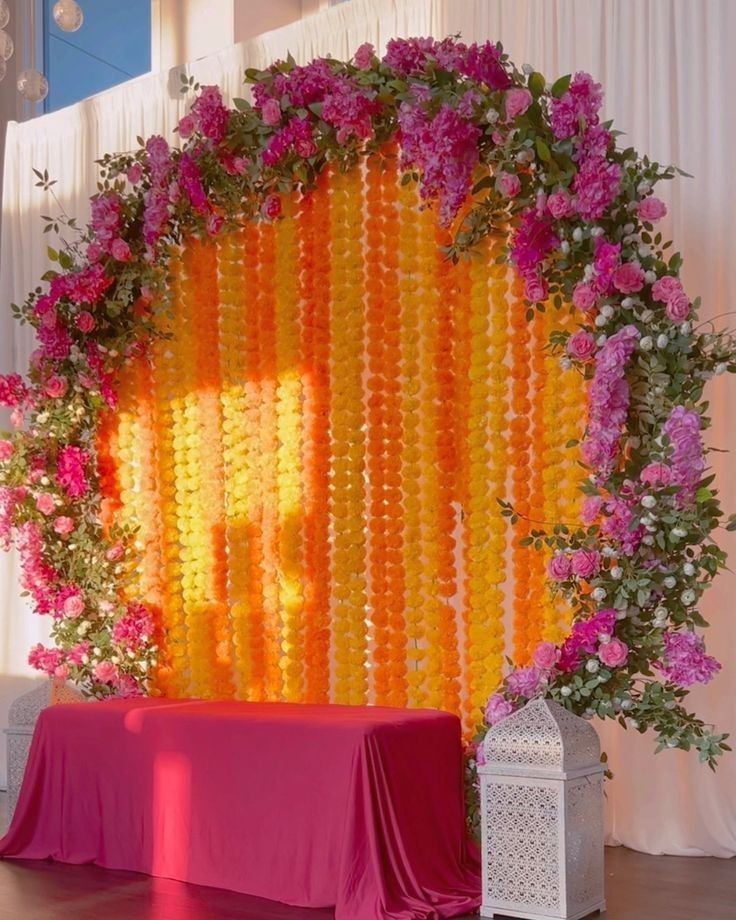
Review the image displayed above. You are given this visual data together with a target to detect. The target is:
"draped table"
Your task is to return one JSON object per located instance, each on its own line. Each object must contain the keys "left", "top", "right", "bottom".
{"left": 0, "top": 698, "right": 480, "bottom": 918}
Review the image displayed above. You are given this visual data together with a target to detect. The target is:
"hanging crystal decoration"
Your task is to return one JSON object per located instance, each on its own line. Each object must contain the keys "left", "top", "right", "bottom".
{"left": 0, "top": 28, "right": 13, "bottom": 61}
{"left": 52, "top": 0, "right": 84, "bottom": 33}
{"left": 0, "top": 1, "right": 9, "bottom": 32}
{"left": 17, "top": 69, "right": 49, "bottom": 103}
{"left": 0, "top": 58, "right": 6, "bottom": 83}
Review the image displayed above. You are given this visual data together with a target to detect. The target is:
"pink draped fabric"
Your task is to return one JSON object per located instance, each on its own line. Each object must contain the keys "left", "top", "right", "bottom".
{"left": 0, "top": 699, "right": 480, "bottom": 918}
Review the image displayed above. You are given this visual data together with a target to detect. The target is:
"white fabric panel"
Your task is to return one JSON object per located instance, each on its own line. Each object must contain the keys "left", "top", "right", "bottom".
{"left": 0, "top": 0, "right": 734, "bottom": 854}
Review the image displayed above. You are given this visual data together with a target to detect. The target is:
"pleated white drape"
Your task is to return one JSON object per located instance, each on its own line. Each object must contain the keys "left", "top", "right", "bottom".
{"left": 1, "top": 0, "right": 734, "bottom": 856}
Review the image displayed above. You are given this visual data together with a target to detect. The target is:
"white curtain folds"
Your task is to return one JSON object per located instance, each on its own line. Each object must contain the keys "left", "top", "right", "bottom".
{"left": 1, "top": 0, "right": 734, "bottom": 855}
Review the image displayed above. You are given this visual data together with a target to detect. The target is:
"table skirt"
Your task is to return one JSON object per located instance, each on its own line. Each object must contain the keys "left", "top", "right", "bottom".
{"left": 0, "top": 698, "right": 481, "bottom": 918}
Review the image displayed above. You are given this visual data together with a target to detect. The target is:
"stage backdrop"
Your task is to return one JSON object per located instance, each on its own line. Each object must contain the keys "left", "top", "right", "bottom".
{"left": 2, "top": 0, "right": 734, "bottom": 858}
{"left": 99, "top": 163, "right": 583, "bottom": 731}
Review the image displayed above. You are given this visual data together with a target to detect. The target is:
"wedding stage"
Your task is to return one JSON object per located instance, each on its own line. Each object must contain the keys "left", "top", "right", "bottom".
{"left": 0, "top": 699, "right": 481, "bottom": 919}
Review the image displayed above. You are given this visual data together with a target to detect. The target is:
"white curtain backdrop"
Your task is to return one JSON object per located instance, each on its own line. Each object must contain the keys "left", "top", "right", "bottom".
{"left": 1, "top": 0, "right": 734, "bottom": 855}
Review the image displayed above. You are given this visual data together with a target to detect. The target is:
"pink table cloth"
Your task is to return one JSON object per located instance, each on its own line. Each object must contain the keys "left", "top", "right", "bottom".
{"left": 0, "top": 699, "right": 480, "bottom": 918}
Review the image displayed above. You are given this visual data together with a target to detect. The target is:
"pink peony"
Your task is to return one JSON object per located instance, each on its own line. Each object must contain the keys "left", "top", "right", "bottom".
{"left": 666, "top": 291, "right": 691, "bottom": 322}
{"left": 53, "top": 516, "right": 75, "bottom": 535}
{"left": 261, "top": 194, "right": 282, "bottom": 219}
{"left": 353, "top": 42, "right": 375, "bottom": 70}
{"left": 506, "top": 665, "right": 543, "bottom": 698}
{"left": 485, "top": 693, "right": 514, "bottom": 726}
{"left": 640, "top": 462, "right": 672, "bottom": 486}
{"left": 45, "top": 375, "right": 68, "bottom": 399}
{"left": 111, "top": 238, "right": 131, "bottom": 262}
{"left": 62, "top": 593, "right": 85, "bottom": 618}
{"left": 651, "top": 275, "right": 683, "bottom": 303}
{"left": 598, "top": 637, "right": 629, "bottom": 668}
{"left": 533, "top": 641, "right": 559, "bottom": 670}
{"left": 504, "top": 87, "right": 533, "bottom": 119}
{"left": 524, "top": 276, "right": 548, "bottom": 302}
{"left": 497, "top": 171, "right": 521, "bottom": 198}
{"left": 548, "top": 553, "right": 572, "bottom": 580}
{"left": 581, "top": 495, "right": 603, "bottom": 523}
{"left": 76, "top": 311, "right": 96, "bottom": 333}
{"left": 94, "top": 660, "right": 119, "bottom": 684}
{"left": 566, "top": 330, "right": 597, "bottom": 361}
{"left": 547, "top": 189, "right": 575, "bottom": 219}
{"left": 572, "top": 282, "right": 597, "bottom": 312}
{"left": 35, "top": 493, "right": 55, "bottom": 516}
{"left": 612, "top": 262, "right": 645, "bottom": 294}
{"left": 571, "top": 549, "right": 601, "bottom": 579}
{"left": 261, "top": 98, "right": 282, "bottom": 126}
{"left": 127, "top": 163, "right": 143, "bottom": 184}
{"left": 658, "top": 630, "right": 720, "bottom": 686}
{"left": 177, "top": 114, "right": 196, "bottom": 138}
{"left": 638, "top": 197, "right": 667, "bottom": 222}
{"left": 0, "top": 440, "right": 13, "bottom": 461}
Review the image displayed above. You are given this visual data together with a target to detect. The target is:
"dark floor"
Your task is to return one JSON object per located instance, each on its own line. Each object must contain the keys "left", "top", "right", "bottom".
{"left": 0, "top": 845, "right": 733, "bottom": 920}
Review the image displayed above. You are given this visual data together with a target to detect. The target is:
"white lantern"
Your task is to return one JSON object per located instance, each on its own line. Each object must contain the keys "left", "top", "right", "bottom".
{"left": 53, "top": 0, "right": 84, "bottom": 33}
{"left": 3, "top": 679, "right": 84, "bottom": 823}
{"left": 478, "top": 699, "right": 606, "bottom": 920}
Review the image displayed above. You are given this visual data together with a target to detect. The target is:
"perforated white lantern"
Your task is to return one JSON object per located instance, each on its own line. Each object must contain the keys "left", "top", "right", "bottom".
{"left": 478, "top": 699, "right": 605, "bottom": 920}
{"left": 4, "top": 679, "right": 84, "bottom": 823}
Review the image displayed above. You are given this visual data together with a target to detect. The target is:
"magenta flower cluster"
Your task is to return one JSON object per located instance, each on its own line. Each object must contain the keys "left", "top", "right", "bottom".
{"left": 658, "top": 631, "right": 721, "bottom": 686}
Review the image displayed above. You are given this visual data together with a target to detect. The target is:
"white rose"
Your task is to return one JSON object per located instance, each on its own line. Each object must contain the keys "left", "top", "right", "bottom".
{"left": 640, "top": 309, "right": 654, "bottom": 323}
{"left": 638, "top": 244, "right": 651, "bottom": 259}
{"left": 641, "top": 495, "right": 657, "bottom": 509}
{"left": 671, "top": 527, "right": 687, "bottom": 538}
{"left": 656, "top": 334, "right": 669, "bottom": 349}
{"left": 663, "top": 576, "right": 677, "bottom": 589}
{"left": 642, "top": 535, "right": 655, "bottom": 545}
{"left": 640, "top": 336, "right": 653, "bottom": 351}
{"left": 596, "top": 334, "right": 608, "bottom": 347}
{"left": 637, "top": 180, "right": 652, "bottom": 195}
{"left": 572, "top": 227, "right": 584, "bottom": 242}
{"left": 592, "top": 587, "right": 607, "bottom": 601}
{"left": 601, "top": 304, "right": 615, "bottom": 318}
{"left": 681, "top": 589, "right": 696, "bottom": 606}
{"left": 610, "top": 566, "right": 623, "bottom": 580}
{"left": 683, "top": 563, "right": 696, "bottom": 576}
{"left": 486, "top": 107, "right": 499, "bottom": 124}
{"left": 591, "top": 226, "right": 605, "bottom": 237}
{"left": 644, "top": 270, "right": 657, "bottom": 284}
{"left": 621, "top": 297, "right": 634, "bottom": 308}
{"left": 560, "top": 240, "right": 570, "bottom": 254}
{"left": 560, "top": 686, "right": 572, "bottom": 697}
{"left": 595, "top": 314, "right": 607, "bottom": 327}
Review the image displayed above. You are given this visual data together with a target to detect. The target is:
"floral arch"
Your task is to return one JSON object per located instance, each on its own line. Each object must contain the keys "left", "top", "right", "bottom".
{"left": 0, "top": 38, "right": 734, "bottom": 772}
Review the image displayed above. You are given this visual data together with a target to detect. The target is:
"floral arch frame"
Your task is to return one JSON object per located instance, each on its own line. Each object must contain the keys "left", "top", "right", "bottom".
{"left": 0, "top": 37, "right": 734, "bottom": 770}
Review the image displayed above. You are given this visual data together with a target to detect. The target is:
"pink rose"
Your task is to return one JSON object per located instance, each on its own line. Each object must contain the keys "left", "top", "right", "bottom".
{"left": 651, "top": 275, "right": 683, "bottom": 303}
{"left": 106, "top": 543, "right": 125, "bottom": 562}
{"left": 0, "top": 440, "right": 14, "bottom": 461}
{"left": 533, "top": 641, "right": 559, "bottom": 670}
{"left": 497, "top": 171, "right": 521, "bottom": 198}
{"left": 111, "top": 238, "right": 131, "bottom": 262}
{"left": 353, "top": 42, "right": 375, "bottom": 70}
{"left": 178, "top": 114, "right": 196, "bottom": 138}
{"left": 45, "top": 375, "right": 68, "bottom": 399}
{"left": 206, "top": 212, "right": 224, "bottom": 236}
{"left": 638, "top": 197, "right": 667, "bottom": 222}
{"left": 63, "top": 594, "right": 85, "bottom": 618}
{"left": 485, "top": 693, "right": 514, "bottom": 726}
{"left": 666, "top": 291, "right": 690, "bottom": 322}
{"left": 505, "top": 87, "right": 533, "bottom": 120}
{"left": 260, "top": 194, "right": 282, "bottom": 220}
{"left": 548, "top": 553, "right": 572, "bottom": 580}
{"left": 598, "top": 637, "right": 629, "bottom": 668}
{"left": 94, "top": 660, "right": 119, "bottom": 683}
{"left": 566, "top": 330, "right": 597, "bottom": 361}
{"left": 572, "top": 282, "right": 597, "bottom": 312}
{"left": 76, "top": 311, "right": 96, "bottom": 333}
{"left": 261, "top": 98, "right": 282, "bottom": 126}
{"left": 571, "top": 549, "right": 601, "bottom": 579}
{"left": 86, "top": 241, "right": 103, "bottom": 262}
{"left": 640, "top": 462, "right": 672, "bottom": 486}
{"left": 612, "top": 262, "right": 645, "bottom": 294}
{"left": 525, "top": 276, "right": 548, "bottom": 302}
{"left": 53, "top": 515, "right": 75, "bottom": 535}
{"left": 547, "top": 189, "right": 575, "bottom": 219}
{"left": 127, "top": 163, "right": 143, "bottom": 184}
{"left": 35, "top": 493, "right": 55, "bottom": 516}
